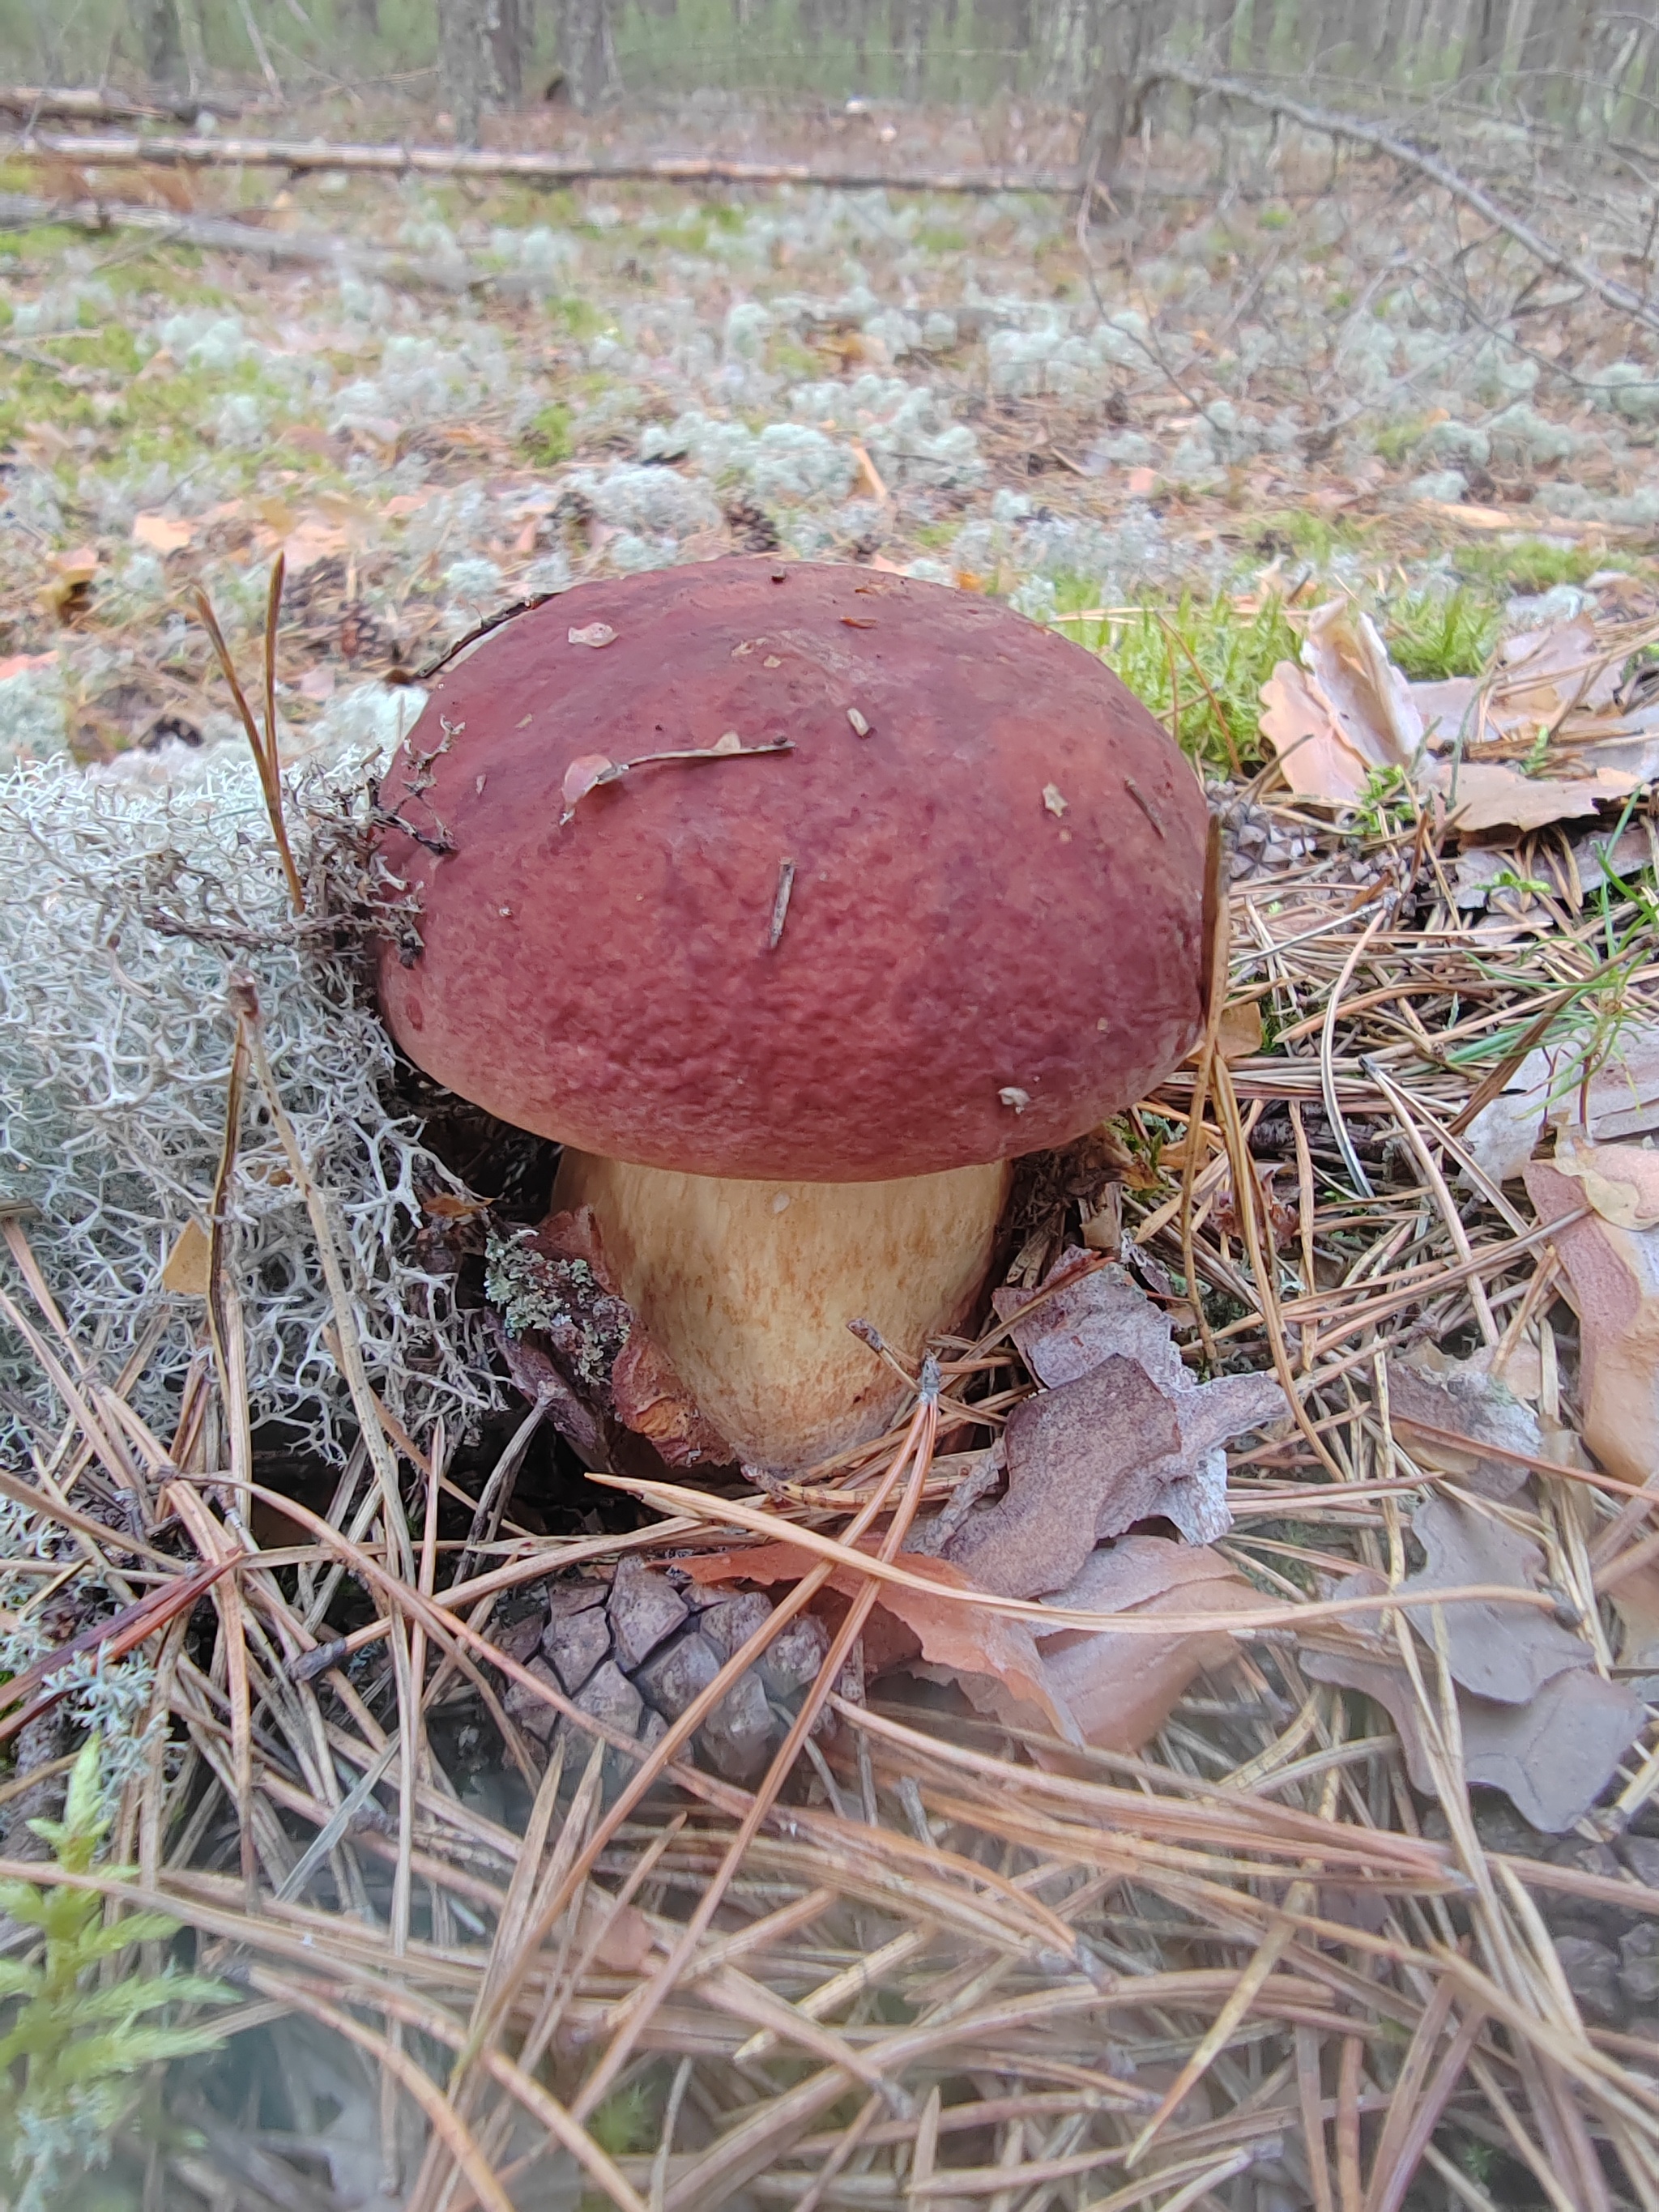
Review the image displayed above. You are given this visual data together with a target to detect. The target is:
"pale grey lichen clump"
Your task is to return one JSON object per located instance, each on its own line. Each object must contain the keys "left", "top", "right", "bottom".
{"left": 0, "top": 755, "right": 498, "bottom": 1467}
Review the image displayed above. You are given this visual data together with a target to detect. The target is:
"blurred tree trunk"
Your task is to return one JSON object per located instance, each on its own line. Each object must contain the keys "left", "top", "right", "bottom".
{"left": 133, "top": 0, "right": 185, "bottom": 82}
{"left": 558, "top": 0, "right": 617, "bottom": 107}
{"left": 1077, "top": 0, "right": 1154, "bottom": 177}
{"left": 439, "top": 0, "right": 497, "bottom": 144}
{"left": 892, "top": 0, "right": 928, "bottom": 100}
{"left": 493, "top": 0, "right": 525, "bottom": 101}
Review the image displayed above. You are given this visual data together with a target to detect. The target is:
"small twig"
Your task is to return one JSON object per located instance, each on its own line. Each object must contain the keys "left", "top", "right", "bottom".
{"left": 767, "top": 859, "right": 797, "bottom": 950}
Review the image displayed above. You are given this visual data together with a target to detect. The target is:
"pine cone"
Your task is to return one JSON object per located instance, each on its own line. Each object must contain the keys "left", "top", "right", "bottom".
{"left": 498, "top": 1558, "right": 832, "bottom": 1785}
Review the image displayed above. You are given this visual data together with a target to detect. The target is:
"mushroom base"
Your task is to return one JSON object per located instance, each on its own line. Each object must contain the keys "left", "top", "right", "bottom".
{"left": 552, "top": 1151, "right": 1013, "bottom": 1471}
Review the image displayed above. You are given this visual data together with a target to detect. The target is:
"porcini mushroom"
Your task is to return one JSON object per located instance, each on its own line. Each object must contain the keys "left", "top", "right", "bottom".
{"left": 375, "top": 560, "right": 1209, "bottom": 1468}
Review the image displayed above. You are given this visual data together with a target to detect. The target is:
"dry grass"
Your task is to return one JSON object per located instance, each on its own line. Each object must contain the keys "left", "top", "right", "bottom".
{"left": 5, "top": 626, "right": 1659, "bottom": 2206}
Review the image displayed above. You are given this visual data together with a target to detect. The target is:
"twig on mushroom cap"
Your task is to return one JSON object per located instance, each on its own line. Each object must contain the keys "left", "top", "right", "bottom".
{"left": 559, "top": 735, "right": 795, "bottom": 825}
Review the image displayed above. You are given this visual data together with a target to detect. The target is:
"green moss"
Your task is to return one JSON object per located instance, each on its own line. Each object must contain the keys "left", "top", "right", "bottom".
{"left": 588, "top": 2082, "right": 657, "bottom": 2157}
{"left": 1382, "top": 586, "right": 1499, "bottom": 680}
{"left": 768, "top": 336, "right": 825, "bottom": 381}
{"left": 1258, "top": 205, "right": 1293, "bottom": 230}
{"left": 1374, "top": 416, "right": 1431, "bottom": 465}
{"left": 1452, "top": 537, "right": 1640, "bottom": 595}
{"left": 1249, "top": 507, "right": 1376, "bottom": 566}
{"left": 916, "top": 224, "right": 970, "bottom": 254}
{"left": 522, "top": 401, "right": 573, "bottom": 463}
{"left": 1060, "top": 590, "right": 1300, "bottom": 776}
{"left": 555, "top": 294, "right": 612, "bottom": 340}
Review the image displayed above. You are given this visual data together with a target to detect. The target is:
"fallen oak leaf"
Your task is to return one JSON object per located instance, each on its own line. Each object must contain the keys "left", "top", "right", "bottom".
{"left": 1546, "top": 1127, "right": 1659, "bottom": 1230}
{"left": 1033, "top": 1535, "right": 1276, "bottom": 1755}
{"left": 1385, "top": 1353, "right": 1538, "bottom": 1500}
{"left": 945, "top": 1355, "right": 1180, "bottom": 1596}
{"left": 975, "top": 1254, "right": 1286, "bottom": 1558}
{"left": 1395, "top": 1494, "right": 1591, "bottom": 1703}
{"left": 1525, "top": 1143, "right": 1659, "bottom": 1492}
{"left": 1302, "top": 1636, "right": 1642, "bottom": 1834}
{"left": 1259, "top": 601, "right": 1421, "bottom": 804}
{"left": 1424, "top": 759, "right": 1639, "bottom": 834}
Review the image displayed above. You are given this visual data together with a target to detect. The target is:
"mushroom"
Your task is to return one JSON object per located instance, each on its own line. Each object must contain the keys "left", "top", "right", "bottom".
{"left": 374, "top": 560, "right": 1209, "bottom": 1469}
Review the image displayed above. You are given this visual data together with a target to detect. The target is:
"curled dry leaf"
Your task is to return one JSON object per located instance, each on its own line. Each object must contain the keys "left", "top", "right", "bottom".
{"left": 1033, "top": 1535, "right": 1275, "bottom": 1755}
{"left": 560, "top": 752, "right": 625, "bottom": 821}
{"left": 1259, "top": 600, "right": 1422, "bottom": 804}
{"left": 1525, "top": 1140, "right": 1659, "bottom": 1491}
{"left": 969, "top": 1254, "right": 1285, "bottom": 1561}
{"left": 1215, "top": 997, "right": 1263, "bottom": 1060}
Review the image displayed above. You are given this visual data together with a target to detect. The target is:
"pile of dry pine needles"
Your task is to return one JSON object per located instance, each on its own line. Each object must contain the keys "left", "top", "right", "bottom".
{"left": 3, "top": 578, "right": 1659, "bottom": 2212}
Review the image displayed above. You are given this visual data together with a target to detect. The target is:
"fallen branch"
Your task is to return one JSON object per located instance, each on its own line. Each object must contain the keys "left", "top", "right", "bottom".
{"left": 0, "top": 191, "right": 476, "bottom": 289}
{"left": 20, "top": 129, "right": 1081, "bottom": 196}
{"left": 0, "top": 84, "right": 241, "bottom": 122}
{"left": 1139, "top": 64, "right": 1659, "bottom": 338}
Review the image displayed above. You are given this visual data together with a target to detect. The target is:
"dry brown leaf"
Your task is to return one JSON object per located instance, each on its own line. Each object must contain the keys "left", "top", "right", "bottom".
{"left": 1385, "top": 1353, "right": 1538, "bottom": 1499}
{"left": 577, "top": 1889, "right": 655, "bottom": 1973}
{"left": 944, "top": 1355, "right": 1181, "bottom": 1596}
{"left": 279, "top": 517, "right": 352, "bottom": 571}
{"left": 1259, "top": 660, "right": 1372, "bottom": 803}
{"left": 1033, "top": 1536, "right": 1274, "bottom": 1754}
{"left": 131, "top": 513, "right": 194, "bottom": 553}
{"left": 1425, "top": 759, "right": 1639, "bottom": 833}
{"left": 1409, "top": 676, "right": 1476, "bottom": 749}
{"left": 1301, "top": 598, "right": 1423, "bottom": 763}
{"left": 973, "top": 1255, "right": 1285, "bottom": 1556}
{"left": 160, "top": 1217, "right": 211, "bottom": 1298}
{"left": 1526, "top": 1144, "right": 1659, "bottom": 1492}
{"left": 1463, "top": 1029, "right": 1659, "bottom": 1183}
{"left": 1608, "top": 1560, "right": 1659, "bottom": 1671}
{"left": 1216, "top": 997, "right": 1262, "bottom": 1059}
{"left": 560, "top": 752, "right": 625, "bottom": 820}
{"left": 1493, "top": 616, "right": 1623, "bottom": 723}
{"left": 1303, "top": 1641, "right": 1640, "bottom": 1832}
{"left": 1398, "top": 1494, "right": 1590, "bottom": 1702}
{"left": 1546, "top": 1128, "right": 1659, "bottom": 1230}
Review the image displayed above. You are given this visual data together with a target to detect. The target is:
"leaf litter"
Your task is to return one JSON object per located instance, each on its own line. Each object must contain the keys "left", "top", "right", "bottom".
{"left": 6, "top": 105, "right": 1659, "bottom": 2212}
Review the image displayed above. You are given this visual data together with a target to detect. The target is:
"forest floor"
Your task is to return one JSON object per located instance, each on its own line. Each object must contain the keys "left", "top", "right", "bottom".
{"left": 4, "top": 94, "right": 1659, "bottom": 2212}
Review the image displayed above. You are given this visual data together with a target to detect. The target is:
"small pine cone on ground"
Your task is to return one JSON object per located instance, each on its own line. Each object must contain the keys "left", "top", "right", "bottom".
{"left": 498, "top": 1557, "right": 832, "bottom": 1786}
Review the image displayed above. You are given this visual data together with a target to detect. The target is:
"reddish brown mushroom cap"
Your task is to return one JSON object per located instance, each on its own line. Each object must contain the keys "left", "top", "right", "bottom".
{"left": 374, "top": 559, "right": 1208, "bottom": 1183}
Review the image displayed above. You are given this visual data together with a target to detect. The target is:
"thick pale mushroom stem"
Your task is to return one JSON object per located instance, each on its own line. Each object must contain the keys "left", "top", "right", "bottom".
{"left": 552, "top": 1150, "right": 1013, "bottom": 1470}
